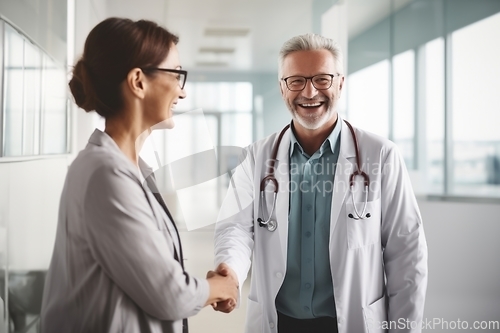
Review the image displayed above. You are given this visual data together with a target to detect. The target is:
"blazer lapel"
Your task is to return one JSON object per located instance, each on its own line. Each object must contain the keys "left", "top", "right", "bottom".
{"left": 139, "top": 160, "right": 189, "bottom": 332}
{"left": 139, "top": 159, "right": 184, "bottom": 267}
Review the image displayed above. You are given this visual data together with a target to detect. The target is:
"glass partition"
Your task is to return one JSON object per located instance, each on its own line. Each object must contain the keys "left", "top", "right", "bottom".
{"left": 0, "top": 19, "right": 68, "bottom": 333}
{"left": 1, "top": 21, "right": 68, "bottom": 158}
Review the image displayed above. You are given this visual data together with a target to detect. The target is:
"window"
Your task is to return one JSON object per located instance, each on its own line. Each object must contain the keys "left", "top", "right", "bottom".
{"left": 1, "top": 21, "right": 68, "bottom": 158}
{"left": 179, "top": 82, "right": 253, "bottom": 113}
{"left": 139, "top": 81, "right": 254, "bottom": 229}
{"left": 3, "top": 23, "right": 24, "bottom": 156}
{"left": 347, "top": 2, "right": 500, "bottom": 199}
{"left": 347, "top": 60, "right": 390, "bottom": 138}
{"left": 424, "top": 37, "right": 445, "bottom": 195}
{"left": 40, "top": 56, "right": 68, "bottom": 154}
{"left": 393, "top": 50, "right": 415, "bottom": 169}
{"left": 175, "top": 81, "right": 253, "bottom": 147}
{"left": 23, "top": 40, "right": 42, "bottom": 156}
{"left": 451, "top": 12, "right": 500, "bottom": 197}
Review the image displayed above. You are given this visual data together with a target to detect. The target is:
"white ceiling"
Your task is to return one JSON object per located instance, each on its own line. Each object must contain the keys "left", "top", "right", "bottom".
{"left": 105, "top": 0, "right": 415, "bottom": 73}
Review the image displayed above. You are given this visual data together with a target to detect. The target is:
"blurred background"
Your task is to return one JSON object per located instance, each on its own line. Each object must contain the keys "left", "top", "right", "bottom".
{"left": 0, "top": 0, "right": 499, "bottom": 332}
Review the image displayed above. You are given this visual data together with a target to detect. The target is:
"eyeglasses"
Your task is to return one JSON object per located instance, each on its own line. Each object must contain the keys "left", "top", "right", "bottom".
{"left": 141, "top": 67, "right": 188, "bottom": 89}
{"left": 281, "top": 74, "right": 341, "bottom": 91}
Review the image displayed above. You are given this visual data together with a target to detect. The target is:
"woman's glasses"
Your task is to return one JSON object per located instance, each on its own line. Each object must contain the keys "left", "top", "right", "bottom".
{"left": 141, "top": 68, "right": 188, "bottom": 89}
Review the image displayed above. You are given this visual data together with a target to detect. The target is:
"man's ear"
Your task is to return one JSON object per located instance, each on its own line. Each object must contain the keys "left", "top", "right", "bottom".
{"left": 279, "top": 80, "right": 285, "bottom": 97}
{"left": 125, "top": 68, "right": 147, "bottom": 99}
{"left": 338, "top": 75, "right": 345, "bottom": 96}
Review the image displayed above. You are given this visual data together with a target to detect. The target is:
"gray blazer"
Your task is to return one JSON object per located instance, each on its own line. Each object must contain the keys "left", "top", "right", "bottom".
{"left": 41, "top": 130, "right": 209, "bottom": 333}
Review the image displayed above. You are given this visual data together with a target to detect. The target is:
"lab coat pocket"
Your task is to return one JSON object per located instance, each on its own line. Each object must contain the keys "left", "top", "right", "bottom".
{"left": 363, "top": 294, "right": 388, "bottom": 333}
{"left": 245, "top": 297, "right": 263, "bottom": 333}
{"left": 345, "top": 198, "right": 381, "bottom": 249}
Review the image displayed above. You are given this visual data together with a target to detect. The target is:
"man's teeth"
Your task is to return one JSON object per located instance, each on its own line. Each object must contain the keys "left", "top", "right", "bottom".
{"left": 300, "top": 102, "right": 321, "bottom": 107}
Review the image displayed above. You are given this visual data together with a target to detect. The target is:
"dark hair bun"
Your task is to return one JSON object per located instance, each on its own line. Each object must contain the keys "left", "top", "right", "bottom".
{"left": 69, "top": 59, "right": 96, "bottom": 112}
{"left": 70, "top": 18, "right": 179, "bottom": 118}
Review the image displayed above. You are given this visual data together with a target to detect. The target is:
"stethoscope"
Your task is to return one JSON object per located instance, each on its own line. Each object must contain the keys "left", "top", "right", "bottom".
{"left": 257, "top": 119, "right": 371, "bottom": 232}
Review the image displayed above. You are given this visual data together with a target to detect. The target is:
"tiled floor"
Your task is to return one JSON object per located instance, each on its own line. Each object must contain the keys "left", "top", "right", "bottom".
{"left": 179, "top": 226, "right": 250, "bottom": 333}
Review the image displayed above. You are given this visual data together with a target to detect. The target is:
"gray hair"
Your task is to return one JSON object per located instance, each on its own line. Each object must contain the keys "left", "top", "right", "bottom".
{"left": 278, "top": 33, "right": 344, "bottom": 79}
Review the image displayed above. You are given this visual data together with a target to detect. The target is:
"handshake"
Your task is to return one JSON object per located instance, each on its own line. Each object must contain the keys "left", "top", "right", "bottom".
{"left": 205, "top": 263, "right": 239, "bottom": 313}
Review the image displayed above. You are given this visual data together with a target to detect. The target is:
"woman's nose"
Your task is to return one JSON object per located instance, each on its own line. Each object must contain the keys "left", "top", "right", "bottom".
{"left": 179, "top": 87, "right": 187, "bottom": 99}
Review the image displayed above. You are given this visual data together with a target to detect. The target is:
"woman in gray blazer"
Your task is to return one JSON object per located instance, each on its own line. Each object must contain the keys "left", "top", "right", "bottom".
{"left": 40, "top": 17, "right": 237, "bottom": 333}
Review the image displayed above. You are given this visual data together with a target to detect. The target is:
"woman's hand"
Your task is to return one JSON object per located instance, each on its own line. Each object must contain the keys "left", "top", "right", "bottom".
{"left": 205, "top": 263, "right": 239, "bottom": 312}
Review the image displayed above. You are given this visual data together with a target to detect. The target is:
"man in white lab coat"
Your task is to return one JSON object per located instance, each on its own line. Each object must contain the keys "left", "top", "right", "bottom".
{"left": 212, "top": 33, "right": 428, "bottom": 333}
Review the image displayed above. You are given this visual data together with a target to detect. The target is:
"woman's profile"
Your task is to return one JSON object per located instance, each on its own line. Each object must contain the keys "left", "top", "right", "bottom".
{"left": 40, "top": 17, "right": 237, "bottom": 333}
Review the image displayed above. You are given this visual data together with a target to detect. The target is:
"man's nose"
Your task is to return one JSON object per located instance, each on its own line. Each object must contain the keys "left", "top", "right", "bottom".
{"left": 301, "top": 79, "right": 318, "bottom": 98}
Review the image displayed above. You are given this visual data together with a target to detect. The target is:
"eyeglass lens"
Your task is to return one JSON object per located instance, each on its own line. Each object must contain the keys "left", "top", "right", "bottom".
{"left": 178, "top": 73, "right": 186, "bottom": 89}
{"left": 286, "top": 74, "right": 334, "bottom": 91}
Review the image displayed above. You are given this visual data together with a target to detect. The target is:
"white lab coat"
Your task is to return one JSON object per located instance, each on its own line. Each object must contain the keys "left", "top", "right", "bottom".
{"left": 214, "top": 119, "right": 428, "bottom": 333}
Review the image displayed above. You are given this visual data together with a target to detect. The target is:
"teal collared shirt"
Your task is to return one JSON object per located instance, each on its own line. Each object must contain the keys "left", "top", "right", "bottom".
{"left": 275, "top": 119, "right": 341, "bottom": 319}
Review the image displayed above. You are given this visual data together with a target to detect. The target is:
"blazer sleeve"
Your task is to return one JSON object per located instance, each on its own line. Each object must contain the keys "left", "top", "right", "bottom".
{"left": 380, "top": 145, "right": 428, "bottom": 332}
{"left": 83, "top": 163, "right": 209, "bottom": 321}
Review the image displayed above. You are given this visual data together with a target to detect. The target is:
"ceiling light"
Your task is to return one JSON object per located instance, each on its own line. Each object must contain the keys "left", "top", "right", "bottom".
{"left": 199, "top": 47, "right": 235, "bottom": 54}
{"left": 195, "top": 61, "right": 229, "bottom": 67}
{"left": 204, "top": 28, "right": 250, "bottom": 37}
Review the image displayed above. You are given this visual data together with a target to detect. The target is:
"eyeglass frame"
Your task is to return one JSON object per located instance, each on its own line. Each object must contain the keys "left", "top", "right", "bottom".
{"left": 141, "top": 67, "right": 188, "bottom": 89}
{"left": 281, "top": 73, "right": 342, "bottom": 91}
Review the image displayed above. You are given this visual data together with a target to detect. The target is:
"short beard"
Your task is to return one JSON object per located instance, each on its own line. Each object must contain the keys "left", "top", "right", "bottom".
{"left": 288, "top": 100, "right": 334, "bottom": 130}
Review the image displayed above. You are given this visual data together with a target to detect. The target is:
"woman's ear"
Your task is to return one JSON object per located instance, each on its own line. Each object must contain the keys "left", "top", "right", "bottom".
{"left": 125, "top": 68, "right": 147, "bottom": 99}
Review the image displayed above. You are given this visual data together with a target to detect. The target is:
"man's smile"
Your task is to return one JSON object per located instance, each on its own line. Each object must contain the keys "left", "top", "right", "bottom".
{"left": 296, "top": 101, "right": 326, "bottom": 109}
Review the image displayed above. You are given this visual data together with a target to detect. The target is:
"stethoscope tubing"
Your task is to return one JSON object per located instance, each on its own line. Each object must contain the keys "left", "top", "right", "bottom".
{"left": 348, "top": 185, "right": 370, "bottom": 220}
{"left": 258, "top": 119, "right": 371, "bottom": 231}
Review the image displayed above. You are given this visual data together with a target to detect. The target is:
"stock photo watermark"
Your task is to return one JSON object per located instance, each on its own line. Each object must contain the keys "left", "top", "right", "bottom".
{"left": 367, "top": 318, "right": 500, "bottom": 331}
{"left": 139, "top": 109, "right": 400, "bottom": 228}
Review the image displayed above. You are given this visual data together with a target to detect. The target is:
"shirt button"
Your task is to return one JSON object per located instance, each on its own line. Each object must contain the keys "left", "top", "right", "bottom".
{"left": 306, "top": 258, "right": 312, "bottom": 263}
{"left": 305, "top": 283, "right": 311, "bottom": 289}
{"left": 306, "top": 204, "right": 312, "bottom": 211}
{"left": 270, "top": 322, "right": 275, "bottom": 328}
{"left": 276, "top": 272, "right": 283, "bottom": 279}
{"left": 305, "top": 231, "right": 311, "bottom": 237}
{"left": 304, "top": 306, "right": 310, "bottom": 311}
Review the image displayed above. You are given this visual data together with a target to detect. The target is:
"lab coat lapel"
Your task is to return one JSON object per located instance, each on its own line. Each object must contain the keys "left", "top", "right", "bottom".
{"left": 274, "top": 130, "right": 291, "bottom": 264}
{"left": 330, "top": 120, "right": 357, "bottom": 234}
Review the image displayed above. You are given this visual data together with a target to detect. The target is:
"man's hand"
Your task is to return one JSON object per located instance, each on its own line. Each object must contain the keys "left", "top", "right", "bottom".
{"left": 206, "top": 263, "right": 239, "bottom": 313}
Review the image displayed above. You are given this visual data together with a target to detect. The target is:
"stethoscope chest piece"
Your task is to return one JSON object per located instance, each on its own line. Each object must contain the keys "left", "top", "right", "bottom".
{"left": 266, "top": 220, "right": 277, "bottom": 232}
{"left": 258, "top": 218, "right": 278, "bottom": 232}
